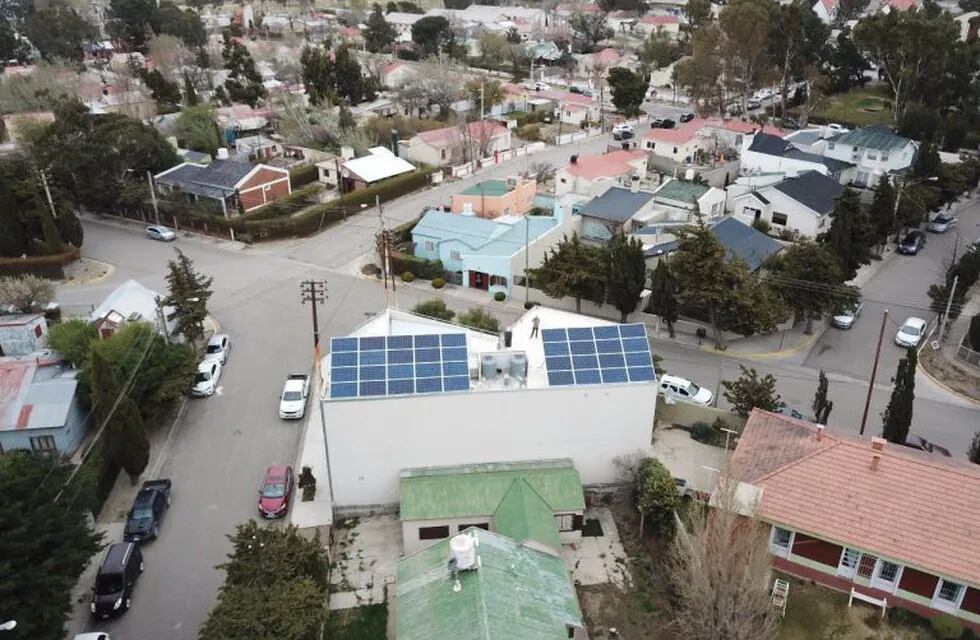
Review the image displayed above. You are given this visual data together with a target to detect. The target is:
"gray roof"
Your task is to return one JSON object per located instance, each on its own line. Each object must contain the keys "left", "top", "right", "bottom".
{"left": 579, "top": 187, "right": 655, "bottom": 223}
{"left": 711, "top": 217, "right": 783, "bottom": 271}
{"left": 834, "top": 124, "right": 912, "bottom": 152}
{"left": 156, "top": 160, "right": 255, "bottom": 199}
{"left": 770, "top": 170, "right": 846, "bottom": 216}
{"left": 21, "top": 378, "right": 77, "bottom": 429}
{"left": 749, "top": 132, "right": 853, "bottom": 173}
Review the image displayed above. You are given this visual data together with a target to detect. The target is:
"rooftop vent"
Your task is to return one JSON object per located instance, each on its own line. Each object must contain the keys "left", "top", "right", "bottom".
{"left": 450, "top": 532, "right": 478, "bottom": 571}
{"left": 871, "top": 437, "right": 886, "bottom": 452}
{"left": 216, "top": 147, "right": 229, "bottom": 160}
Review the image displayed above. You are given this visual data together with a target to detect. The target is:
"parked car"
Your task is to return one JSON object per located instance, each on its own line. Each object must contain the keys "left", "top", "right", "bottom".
{"left": 827, "top": 123, "right": 848, "bottom": 132}
{"left": 902, "top": 434, "right": 952, "bottom": 457}
{"left": 650, "top": 116, "right": 664, "bottom": 127}
{"left": 279, "top": 374, "right": 311, "bottom": 419}
{"left": 659, "top": 118, "right": 676, "bottom": 129}
{"left": 779, "top": 118, "right": 801, "bottom": 130}
{"left": 258, "top": 464, "right": 294, "bottom": 519}
{"left": 203, "top": 333, "right": 231, "bottom": 364}
{"left": 90, "top": 543, "right": 143, "bottom": 619}
{"left": 612, "top": 130, "right": 634, "bottom": 141}
{"left": 612, "top": 122, "right": 633, "bottom": 133}
{"left": 832, "top": 301, "right": 864, "bottom": 329}
{"left": 895, "top": 317, "right": 928, "bottom": 348}
{"left": 897, "top": 230, "right": 926, "bottom": 254}
{"left": 776, "top": 407, "right": 806, "bottom": 420}
{"left": 659, "top": 374, "right": 713, "bottom": 406}
{"left": 191, "top": 360, "right": 222, "bottom": 397}
{"left": 679, "top": 112, "right": 695, "bottom": 123}
{"left": 753, "top": 88, "right": 773, "bottom": 100}
{"left": 124, "top": 479, "right": 171, "bottom": 543}
{"left": 927, "top": 214, "right": 956, "bottom": 233}
{"left": 146, "top": 225, "right": 176, "bottom": 242}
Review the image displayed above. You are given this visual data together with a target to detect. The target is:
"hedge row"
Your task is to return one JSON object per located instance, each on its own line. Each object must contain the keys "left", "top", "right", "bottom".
{"left": 390, "top": 251, "right": 446, "bottom": 280}
{"left": 289, "top": 163, "right": 320, "bottom": 188}
{"left": 0, "top": 246, "right": 81, "bottom": 278}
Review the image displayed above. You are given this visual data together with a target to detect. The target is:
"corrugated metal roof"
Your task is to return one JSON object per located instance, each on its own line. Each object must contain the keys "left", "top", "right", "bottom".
{"left": 654, "top": 178, "right": 709, "bottom": 203}
{"left": 395, "top": 528, "right": 583, "bottom": 640}
{"left": 20, "top": 377, "right": 76, "bottom": 429}
{"left": 412, "top": 210, "right": 557, "bottom": 257}
{"left": 711, "top": 217, "right": 784, "bottom": 271}
{"left": 155, "top": 159, "right": 256, "bottom": 197}
{"left": 834, "top": 124, "right": 912, "bottom": 152}
{"left": 493, "top": 478, "right": 562, "bottom": 550}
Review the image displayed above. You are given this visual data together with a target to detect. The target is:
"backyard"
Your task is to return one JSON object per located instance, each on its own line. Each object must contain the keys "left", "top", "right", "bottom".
{"left": 805, "top": 86, "right": 894, "bottom": 128}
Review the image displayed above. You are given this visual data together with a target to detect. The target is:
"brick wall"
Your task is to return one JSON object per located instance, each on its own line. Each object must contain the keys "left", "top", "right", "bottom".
{"left": 791, "top": 533, "right": 843, "bottom": 568}
{"left": 239, "top": 178, "right": 291, "bottom": 212}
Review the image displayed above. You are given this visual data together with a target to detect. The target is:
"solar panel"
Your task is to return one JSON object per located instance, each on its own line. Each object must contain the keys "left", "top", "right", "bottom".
{"left": 542, "top": 323, "right": 656, "bottom": 387}
{"left": 329, "top": 333, "right": 471, "bottom": 399}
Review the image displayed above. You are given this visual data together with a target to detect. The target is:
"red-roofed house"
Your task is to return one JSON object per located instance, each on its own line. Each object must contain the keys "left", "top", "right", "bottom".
{"left": 556, "top": 149, "right": 648, "bottom": 197}
{"left": 637, "top": 13, "right": 681, "bottom": 35}
{"left": 813, "top": 0, "right": 839, "bottom": 23}
{"left": 642, "top": 117, "right": 768, "bottom": 163}
{"left": 884, "top": 0, "right": 919, "bottom": 11}
{"left": 398, "top": 121, "right": 512, "bottom": 167}
{"left": 381, "top": 61, "right": 417, "bottom": 89}
{"left": 728, "top": 410, "right": 980, "bottom": 632}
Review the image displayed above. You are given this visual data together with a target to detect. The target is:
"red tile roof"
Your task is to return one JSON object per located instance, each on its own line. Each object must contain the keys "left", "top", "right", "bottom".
{"left": 889, "top": 0, "right": 918, "bottom": 10}
{"left": 592, "top": 48, "right": 621, "bottom": 65}
{"left": 537, "top": 89, "right": 592, "bottom": 106}
{"left": 645, "top": 118, "right": 705, "bottom": 144}
{"left": 731, "top": 410, "right": 980, "bottom": 586}
{"left": 416, "top": 121, "right": 509, "bottom": 148}
{"left": 641, "top": 14, "right": 680, "bottom": 24}
{"left": 564, "top": 149, "right": 646, "bottom": 180}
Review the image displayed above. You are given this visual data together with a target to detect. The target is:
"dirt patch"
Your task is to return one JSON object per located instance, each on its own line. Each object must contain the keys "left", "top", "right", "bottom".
{"left": 920, "top": 347, "right": 980, "bottom": 402}
{"left": 60, "top": 257, "right": 114, "bottom": 286}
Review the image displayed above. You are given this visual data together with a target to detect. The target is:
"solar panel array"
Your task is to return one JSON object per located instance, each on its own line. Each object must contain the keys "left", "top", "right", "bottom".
{"left": 541, "top": 323, "right": 656, "bottom": 387}
{"left": 328, "top": 333, "right": 471, "bottom": 400}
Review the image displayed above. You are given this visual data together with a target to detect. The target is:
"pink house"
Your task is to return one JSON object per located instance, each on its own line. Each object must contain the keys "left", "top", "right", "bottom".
{"left": 556, "top": 149, "right": 647, "bottom": 197}
{"left": 450, "top": 177, "right": 537, "bottom": 218}
{"left": 398, "top": 121, "right": 512, "bottom": 167}
{"left": 637, "top": 14, "right": 680, "bottom": 35}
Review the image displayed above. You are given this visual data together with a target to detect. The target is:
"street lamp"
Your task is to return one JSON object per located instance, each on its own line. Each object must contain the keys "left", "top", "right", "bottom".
{"left": 0, "top": 620, "right": 16, "bottom": 631}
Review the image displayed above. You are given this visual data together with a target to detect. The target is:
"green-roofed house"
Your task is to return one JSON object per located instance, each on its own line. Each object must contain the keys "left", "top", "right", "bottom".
{"left": 451, "top": 176, "right": 537, "bottom": 218}
{"left": 651, "top": 177, "right": 726, "bottom": 222}
{"left": 399, "top": 459, "right": 586, "bottom": 554}
{"left": 395, "top": 527, "right": 588, "bottom": 640}
{"left": 822, "top": 124, "right": 917, "bottom": 187}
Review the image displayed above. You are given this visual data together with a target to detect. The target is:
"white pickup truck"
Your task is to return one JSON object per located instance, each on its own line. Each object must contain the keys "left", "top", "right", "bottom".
{"left": 279, "top": 374, "right": 311, "bottom": 419}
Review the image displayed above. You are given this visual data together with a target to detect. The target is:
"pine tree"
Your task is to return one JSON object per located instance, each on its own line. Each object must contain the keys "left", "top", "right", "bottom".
{"left": 648, "top": 259, "right": 679, "bottom": 337}
{"left": 606, "top": 233, "right": 647, "bottom": 322}
{"left": 91, "top": 350, "right": 150, "bottom": 483}
{"left": 869, "top": 174, "right": 896, "bottom": 251}
{"left": 530, "top": 233, "right": 606, "bottom": 313}
{"left": 162, "top": 248, "right": 213, "bottom": 344}
{"left": 721, "top": 365, "right": 784, "bottom": 417}
{"left": 220, "top": 30, "right": 265, "bottom": 107}
{"left": 812, "top": 369, "right": 833, "bottom": 424}
{"left": 882, "top": 347, "right": 917, "bottom": 445}
{"left": 768, "top": 240, "right": 857, "bottom": 334}
{"left": 183, "top": 72, "right": 199, "bottom": 106}
{"left": 333, "top": 45, "right": 366, "bottom": 104}
{"left": 364, "top": 3, "right": 396, "bottom": 53}
{"left": 969, "top": 430, "right": 980, "bottom": 464}
{"left": 818, "top": 188, "right": 873, "bottom": 281}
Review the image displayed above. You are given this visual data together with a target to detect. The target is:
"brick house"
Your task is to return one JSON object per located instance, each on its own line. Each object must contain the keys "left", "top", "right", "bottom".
{"left": 154, "top": 159, "right": 291, "bottom": 216}
{"left": 729, "top": 410, "right": 980, "bottom": 632}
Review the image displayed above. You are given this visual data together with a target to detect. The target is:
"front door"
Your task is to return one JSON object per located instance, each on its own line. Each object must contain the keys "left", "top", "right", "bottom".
{"left": 469, "top": 271, "right": 489, "bottom": 290}
{"left": 837, "top": 548, "right": 860, "bottom": 579}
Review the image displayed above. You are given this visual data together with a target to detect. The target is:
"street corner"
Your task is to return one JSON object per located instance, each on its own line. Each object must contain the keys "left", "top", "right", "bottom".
{"left": 60, "top": 257, "right": 115, "bottom": 287}
{"left": 917, "top": 347, "right": 980, "bottom": 409}
{"left": 700, "top": 326, "right": 823, "bottom": 361}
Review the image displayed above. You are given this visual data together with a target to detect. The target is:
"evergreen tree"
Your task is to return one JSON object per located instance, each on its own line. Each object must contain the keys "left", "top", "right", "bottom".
{"left": 333, "top": 45, "right": 367, "bottom": 104}
{"left": 607, "top": 67, "right": 649, "bottom": 117}
{"left": 881, "top": 347, "right": 917, "bottom": 445}
{"left": 183, "top": 72, "right": 199, "bottom": 106}
{"left": 636, "top": 457, "right": 679, "bottom": 537}
{"left": 648, "top": 259, "right": 679, "bottom": 338}
{"left": 141, "top": 68, "right": 182, "bottom": 111}
{"left": 364, "top": 3, "right": 396, "bottom": 53}
{"left": 767, "top": 240, "right": 858, "bottom": 334}
{"left": 869, "top": 174, "right": 896, "bottom": 250}
{"left": 300, "top": 44, "right": 333, "bottom": 105}
{"left": 91, "top": 350, "right": 150, "bottom": 482}
{"left": 812, "top": 369, "right": 833, "bottom": 424}
{"left": 606, "top": 233, "right": 647, "bottom": 322}
{"left": 338, "top": 105, "right": 356, "bottom": 130}
{"left": 722, "top": 365, "right": 784, "bottom": 417}
{"left": 220, "top": 30, "right": 265, "bottom": 107}
{"left": 162, "top": 248, "right": 214, "bottom": 344}
{"left": 968, "top": 430, "right": 980, "bottom": 464}
{"left": 818, "top": 188, "right": 873, "bottom": 281}
{"left": 530, "top": 233, "right": 606, "bottom": 313}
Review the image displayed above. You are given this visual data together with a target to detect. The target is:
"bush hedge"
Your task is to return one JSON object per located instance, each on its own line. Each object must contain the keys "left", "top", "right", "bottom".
{"left": 930, "top": 614, "right": 962, "bottom": 640}
{"left": 390, "top": 252, "right": 445, "bottom": 280}
{"left": 0, "top": 246, "right": 81, "bottom": 278}
{"left": 494, "top": 291, "right": 506, "bottom": 302}
{"left": 432, "top": 277, "right": 445, "bottom": 289}
{"left": 289, "top": 163, "right": 320, "bottom": 188}
{"left": 401, "top": 271, "right": 415, "bottom": 282}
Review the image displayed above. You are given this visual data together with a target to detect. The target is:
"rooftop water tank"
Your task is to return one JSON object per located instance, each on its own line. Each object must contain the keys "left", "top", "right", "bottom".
{"left": 509, "top": 353, "right": 527, "bottom": 381}
{"left": 481, "top": 354, "right": 498, "bottom": 380}
{"left": 450, "top": 533, "right": 477, "bottom": 571}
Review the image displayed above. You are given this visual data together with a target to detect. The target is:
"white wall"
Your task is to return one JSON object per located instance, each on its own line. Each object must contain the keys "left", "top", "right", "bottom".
{"left": 508, "top": 213, "right": 579, "bottom": 278}
{"left": 822, "top": 139, "right": 916, "bottom": 184}
{"left": 322, "top": 383, "right": 656, "bottom": 509}
{"left": 732, "top": 188, "right": 825, "bottom": 238}
{"left": 401, "top": 514, "right": 583, "bottom": 554}
{"left": 740, "top": 148, "right": 830, "bottom": 178}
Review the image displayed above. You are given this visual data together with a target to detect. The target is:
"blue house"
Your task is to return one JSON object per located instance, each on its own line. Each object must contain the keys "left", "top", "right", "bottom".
{"left": 412, "top": 202, "right": 574, "bottom": 295}
{"left": 0, "top": 357, "right": 88, "bottom": 455}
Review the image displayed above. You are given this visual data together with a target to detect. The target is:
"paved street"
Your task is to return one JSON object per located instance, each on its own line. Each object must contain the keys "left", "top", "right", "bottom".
{"left": 60, "top": 180, "right": 980, "bottom": 638}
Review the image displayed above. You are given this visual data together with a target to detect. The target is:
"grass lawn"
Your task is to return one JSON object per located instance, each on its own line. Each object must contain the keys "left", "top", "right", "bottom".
{"left": 328, "top": 604, "right": 388, "bottom": 640}
{"left": 808, "top": 86, "right": 896, "bottom": 128}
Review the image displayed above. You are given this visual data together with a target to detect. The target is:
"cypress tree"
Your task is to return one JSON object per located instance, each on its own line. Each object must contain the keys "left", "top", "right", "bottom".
{"left": 606, "top": 233, "right": 647, "bottom": 323}
{"left": 812, "top": 369, "right": 833, "bottom": 424}
{"left": 882, "top": 347, "right": 917, "bottom": 445}
{"left": 648, "top": 259, "right": 679, "bottom": 337}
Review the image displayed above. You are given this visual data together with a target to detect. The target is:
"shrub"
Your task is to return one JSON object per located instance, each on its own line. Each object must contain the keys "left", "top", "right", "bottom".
{"left": 518, "top": 124, "right": 541, "bottom": 141}
{"left": 432, "top": 277, "right": 446, "bottom": 289}
{"left": 412, "top": 298, "right": 455, "bottom": 321}
{"left": 288, "top": 163, "right": 320, "bottom": 188}
{"left": 931, "top": 614, "right": 963, "bottom": 640}
{"left": 690, "top": 422, "right": 714, "bottom": 444}
{"left": 361, "top": 263, "right": 381, "bottom": 276}
{"left": 493, "top": 291, "right": 506, "bottom": 302}
{"left": 401, "top": 271, "right": 415, "bottom": 282}
{"left": 389, "top": 252, "right": 444, "bottom": 280}
{"left": 751, "top": 218, "right": 770, "bottom": 234}
{"left": 524, "top": 300, "right": 539, "bottom": 309}
{"left": 458, "top": 307, "right": 499, "bottom": 333}
{"left": 237, "top": 233, "right": 254, "bottom": 245}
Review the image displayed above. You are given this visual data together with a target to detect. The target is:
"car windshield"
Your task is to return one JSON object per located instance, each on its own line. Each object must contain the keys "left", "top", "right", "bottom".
{"left": 282, "top": 391, "right": 303, "bottom": 401}
{"left": 261, "top": 482, "right": 285, "bottom": 498}
{"left": 95, "top": 574, "right": 124, "bottom": 595}
{"left": 902, "top": 323, "right": 921, "bottom": 336}
{"left": 684, "top": 382, "right": 701, "bottom": 395}
{"left": 131, "top": 506, "right": 153, "bottom": 519}
{"left": 195, "top": 371, "right": 211, "bottom": 383}
{"left": 206, "top": 344, "right": 222, "bottom": 353}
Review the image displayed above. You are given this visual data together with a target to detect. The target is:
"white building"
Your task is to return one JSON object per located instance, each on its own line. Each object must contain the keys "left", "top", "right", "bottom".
{"left": 741, "top": 132, "right": 856, "bottom": 183}
{"left": 0, "top": 314, "right": 47, "bottom": 357}
{"left": 317, "top": 307, "right": 659, "bottom": 510}
{"left": 555, "top": 150, "right": 648, "bottom": 198}
{"left": 821, "top": 124, "right": 917, "bottom": 187}
{"left": 730, "top": 170, "right": 846, "bottom": 238}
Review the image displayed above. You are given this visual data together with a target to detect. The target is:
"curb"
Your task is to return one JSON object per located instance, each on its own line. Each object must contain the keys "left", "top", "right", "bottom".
{"left": 918, "top": 351, "right": 980, "bottom": 409}
{"left": 60, "top": 257, "right": 116, "bottom": 287}
{"left": 699, "top": 328, "right": 821, "bottom": 360}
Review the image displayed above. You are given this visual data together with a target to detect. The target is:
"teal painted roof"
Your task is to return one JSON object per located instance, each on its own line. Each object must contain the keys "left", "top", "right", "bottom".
{"left": 493, "top": 478, "right": 562, "bottom": 550}
{"left": 399, "top": 459, "right": 584, "bottom": 523}
{"left": 460, "top": 179, "right": 513, "bottom": 197}
{"left": 654, "top": 178, "right": 709, "bottom": 203}
{"left": 412, "top": 210, "right": 558, "bottom": 257}
{"left": 395, "top": 528, "right": 584, "bottom": 640}
{"left": 834, "top": 124, "right": 911, "bottom": 152}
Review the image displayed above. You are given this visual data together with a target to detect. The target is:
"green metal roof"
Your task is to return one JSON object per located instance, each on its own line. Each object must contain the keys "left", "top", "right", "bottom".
{"left": 833, "top": 124, "right": 911, "bottom": 152}
{"left": 654, "top": 178, "right": 709, "bottom": 203}
{"left": 399, "top": 459, "right": 585, "bottom": 523}
{"left": 395, "top": 528, "right": 584, "bottom": 640}
{"left": 459, "top": 179, "right": 513, "bottom": 197}
{"left": 493, "top": 479, "right": 562, "bottom": 550}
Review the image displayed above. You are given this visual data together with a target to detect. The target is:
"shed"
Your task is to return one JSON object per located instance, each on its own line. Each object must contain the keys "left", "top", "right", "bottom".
{"left": 0, "top": 314, "right": 47, "bottom": 357}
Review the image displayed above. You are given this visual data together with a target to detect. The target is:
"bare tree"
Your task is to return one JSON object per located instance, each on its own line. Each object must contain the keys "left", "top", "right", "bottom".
{"left": 271, "top": 92, "right": 338, "bottom": 148}
{"left": 666, "top": 478, "right": 780, "bottom": 640}
{"left": 0, "top": 275, "right": 56, "bottom": 313}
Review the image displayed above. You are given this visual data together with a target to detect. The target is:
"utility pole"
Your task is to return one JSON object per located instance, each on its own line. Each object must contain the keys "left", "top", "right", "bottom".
{"left": 39, "top": 169, "right": 58, "bottom": 220}
{"left": 939, "top": 275, "right": 959, "bottom": 343}
{"left": 147, "top": 170, "right": 160, "bottom": 225}
{"left": 524, "top": 214, "right": 530, "bottom": 306}
{"left": 376, "top": 195, "right": 397, "bottom": 308}
{"left": 859, "top": 309, "right": 889, "bottom": 436}
{"left": 480, "top": 79, "right": 485, "bottom": 122}
{"left": 300, "top": 280, "right": 328, "bottom": 355}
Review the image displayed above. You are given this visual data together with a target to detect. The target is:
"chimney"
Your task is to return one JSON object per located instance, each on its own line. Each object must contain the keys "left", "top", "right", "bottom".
{"left": 570, "top": 154, "right": 578, "bottom": 164}
{"left": 815, "top": 425, "right": 824, "bottom": 441}
{"left": 871, "top": 437, "right": 886, "bottom": 452}
{"left": 871, "top": 453, "right": 881, "bottom": 470}
{"left": 630, "top": 174, "right": 639, "bottom": 193}
{"left": 390, "top": 129, "right": 399, "bottom": 157}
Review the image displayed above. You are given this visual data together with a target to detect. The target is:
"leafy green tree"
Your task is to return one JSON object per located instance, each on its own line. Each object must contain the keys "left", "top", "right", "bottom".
{"left": 23, "top": 8, "right": 97, "bottom": 62}
{"left": 152, "top": 1, "right": 206, "bottom": 47}
{"left": 412, "top": 298, "right": 455, "bottom": 321}
{"left": 91, "top": 350, "right": 150, "bottom": 482}
{"left": 220, "top": 30, "right": 265, "bottom": 107}
{"left": 671, "top": 223, "right": 786, "bottom": 349}
{"left": 606, "top": 233, "right": 647, "bottom": 322}
{"left": 0, "top": 17, "right": 28, "bottom": 63}
{"left": 812, "top": 369, "right": 833, "bottom": 424}
{"left": 300, "top": 44, "right": 333, "bottom": 105}
{"left": 465, "top": 78, "right": 504, "bottom": 115}
{"left": 684, "top": 0, "right": 714, "bottom": 33}
{"left": 968, "top": 430, "right": 980, "bottom": 464}
{"left": 0, "top": 451, "right": 102, "bottom": 640}
{"left": 141, "top": 68, "right": 182, "bottom": 111}
{"left": 458, "top": 308, "right": 500, "bottom": 333}
{"left": 636, "top": 457, "right": 680, "bottom": 537}
{"left": 673, "top": 25, "right": 724, "bottom": 116}
{"left": 767, "top": 0, "right": 828, "bottom": 116}
{"left": 818, "top": 189, "right": 873, "bottom": 281}
{"left": 0, "top": 274, "right": 55, "bottom": 312}
{"left": 364, "top": 3, "right": 396, "bottom": 53}
{"left": 881, "top": 347, "right": 916, "bottom": 445}
{"left": 569, "top": 12, "right": 612, "bottom": 53}
{"left": 162, "top": 248, "right": 214, "bottom": 344}
{"left": 767, "top": 240, "right": 858, "bottom": 334}
{"left": 722, "top": 365, "right": 784, "bottom": 417}
{"left": 46, "top": 319, "right": 99, "bottom": 369}
{"left": 869, "top": 174, "right": 897, "bottom": 250}
{"left": 639, "top": 28, "right": 679, "bottom": 70}
{"left": 333, "top": 45, "right": 368, "bottom": 104}
{"left": 107, "top": 0, "right": 157, "bottom": 52}
{"left": 607, "top": 67, "right": 648, "bottom": 118}
{"left": 719, "top": 0, "right": 772, "bottom": 104}
{"left": 531, "top": 233, "right": 606, "bottom": 313}
{"left": 177, "top": 104, "right": 222, "bottom": 156}
{"left": 824, "top": 29, "right": 870, "bottom": 93}
{"left": 599, "top": 0, "right": 646, "bottom": 10}
{"left": 411, "top": 15, "right": 454, "bottom": 57}
{"left": 648, "top": 259, "right": 679, "bottom": 337}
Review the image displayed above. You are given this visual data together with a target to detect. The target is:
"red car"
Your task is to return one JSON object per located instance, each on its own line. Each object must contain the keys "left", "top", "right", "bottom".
{"left": 258, "top": 464, "right": 294, "bottom": 519}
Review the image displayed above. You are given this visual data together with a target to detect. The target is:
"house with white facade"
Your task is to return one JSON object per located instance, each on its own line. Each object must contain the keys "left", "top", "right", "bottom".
{"left": 741, "top": 132, "right": 856, "bottom": 183}
{"left": 578, "top": 186, "right": 659, "bottom": 242}
{"left": 821, "top": 124, "right": 917, "bottom": 187}
{"left": 650, "top": 178, "right": 726, "bottom": 222}
{"left": 813, "top": 0, "right": 838, "bottom": 23}
{"left": 636, "top": 14, "right": 681, "bottom": 36}
{"left": 730, "top": 170, "right": 846, "bottom": 238}
{"left": 384, "top": 13, "right": 425, "bottom": 42}
{"left": 316, "top": 307, "right": 659, "bottom": 510}
{"left": 555, "top": 149, "right": 648, "bottom": 198}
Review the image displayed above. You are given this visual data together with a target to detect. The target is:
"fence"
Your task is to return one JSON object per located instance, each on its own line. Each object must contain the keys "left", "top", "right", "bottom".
{"left": 956, "top": 333, "right": 980, "bottom": 367}
{"left": 449, "top": 142, "right": 548, "bottom": 178}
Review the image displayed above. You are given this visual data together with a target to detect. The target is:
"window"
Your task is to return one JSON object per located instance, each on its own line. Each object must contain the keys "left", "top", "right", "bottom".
{"left": 30, "top": 435, "right": 57, "bottom": 453}
{"left": 771, "top": 212, "right": 789, "bottom": 226}
{"left": 828, "top": 142, "right": 835, "bottom": 150}
{"left": 857, "top": 554, "right": 878, "bottom": 578}
{"left": 424, "top": 241, "right": 435, "bottom": 251}
{"left": 459, "top": 523, "right": 489, "bottom": 532}
{"left": 672, "top": 146, "right": 678, "bottom": 154}
{"left": 556, "top": 514, "right": 575, "bottom": 531}
{"left": 419, "top": 525, "right": 450, "bottom": 540}
{"left": 867, "top": 152, "right": 877, "bottom": 160}
{"left": 772, "top": 527, "right": 792, "bottom": 548}
{"left": 936, "top": 579, "right": 964, "bottom": 605}
{"left": 450, "top": 250, "right": 461, "bottom": 260}
{"left": 881, "top": 152, "right": 889, "bottom": 161}
{"left": 877, "top": 560, "right": 900, "bottom": 583}
{"left": 440, "top": 149, "right": 447, "bottom": 160}
{"left": 840, "top": 548, "right": 860, "bottom": 569}
{"left": 560, "top": 177, "right": 567, "bottom": 184}
{"left": 647, "top": 141, "right": 656, "bottom": 149}
{"left": 490, "top": 275, "right": 508, "bottom": 287}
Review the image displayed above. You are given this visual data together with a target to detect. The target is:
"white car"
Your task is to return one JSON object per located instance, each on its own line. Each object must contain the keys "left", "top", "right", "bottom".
{"left": 74, "top": 634, "right": 111, "bottom": 640}
{"left": 895, "top": 317, "right": 928, "bottom": 348}
{"left": 191, "top": 361, "right": 222, "bottom": 397}
{"left": 146, "top": 225, "right": 176, "bottom": 242}
{"left": 659, "top": 374, "right": 713, "bottom": 406}
{"left": 203, "top": 333, "right": 231, "bottom": 364}
{"left": 832, "top": 302, "right": 864, "bottom": 329}
{"left": 279, "top": 374, "right": 311, "bottom": 419}
{"left": 612, "top": 123, "right": 633, "bottom": 133}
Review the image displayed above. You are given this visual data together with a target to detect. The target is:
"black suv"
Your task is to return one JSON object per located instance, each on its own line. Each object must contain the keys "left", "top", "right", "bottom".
{"left": 90, "top": 542, "right": 143, "bottom": 619}
{"left": 124, "top": 479, "right": 171, "bottom": 542}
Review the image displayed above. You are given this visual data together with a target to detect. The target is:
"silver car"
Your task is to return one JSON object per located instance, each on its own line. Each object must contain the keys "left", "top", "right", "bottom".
{"left": 832, "top": 302, "right": 864, "bottom": 329}
{"left": 146, "top": 225, "right": 176, "bottom": 242}
{"left": 927, "top": 214, "right": 956, "bottom": 233}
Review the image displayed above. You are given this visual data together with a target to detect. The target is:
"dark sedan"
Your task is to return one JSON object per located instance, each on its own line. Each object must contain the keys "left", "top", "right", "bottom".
{"left": 897, "top": 230, "right": 926, "bottom": 255}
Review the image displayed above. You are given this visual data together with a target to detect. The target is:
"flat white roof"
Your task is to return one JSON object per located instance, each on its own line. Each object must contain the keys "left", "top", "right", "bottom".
{"left": 343, "top": 147, "right": 415, "bottom": 184}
